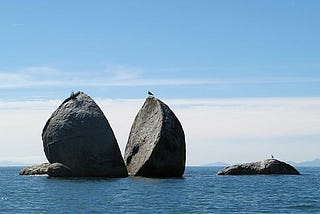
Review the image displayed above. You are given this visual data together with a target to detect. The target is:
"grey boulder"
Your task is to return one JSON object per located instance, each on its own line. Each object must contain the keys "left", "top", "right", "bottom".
{"left": 217, "top": 159, "right": 300, "bottom": 175}
{"left": 124, "top": 97, "right": 186, "bottom": 177}
{"left": 42, "top": 92, "right": 128, "bottom": 177}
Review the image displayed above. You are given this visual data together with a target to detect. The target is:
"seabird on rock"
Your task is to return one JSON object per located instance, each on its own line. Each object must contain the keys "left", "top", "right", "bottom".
{"left": 271, "top": 155, "right": 274, "bottom": 159}
{"left": 148, "top": 91, "right": 154, "bottom": 96}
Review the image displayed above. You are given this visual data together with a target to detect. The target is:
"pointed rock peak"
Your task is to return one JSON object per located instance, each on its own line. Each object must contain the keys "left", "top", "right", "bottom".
{"left": 125, "top": 97, "right": 186, "bottom": 178}
{"left": 42, "top": 91, "right": 128, "bottom": 177}
{"left": 59, "top": 91, "right": 97, "bottom": 109}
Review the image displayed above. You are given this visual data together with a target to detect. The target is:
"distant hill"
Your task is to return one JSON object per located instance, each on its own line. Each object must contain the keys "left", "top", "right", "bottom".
{"left": 0, "top": 161, "right": 30, "bottom": 167}
{"left": 203, "top": 162, "right": 229, "bottom": 167}
{"left": 203, "top": 159, "right": 320, "bottom": 167}
{"left": 288, "top": 159, "right": 320, "bottom": 167}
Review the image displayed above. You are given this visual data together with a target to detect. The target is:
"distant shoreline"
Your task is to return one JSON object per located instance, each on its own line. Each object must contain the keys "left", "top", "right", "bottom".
{"left": 2, "top": 159, "right": 320, "bottom": 168}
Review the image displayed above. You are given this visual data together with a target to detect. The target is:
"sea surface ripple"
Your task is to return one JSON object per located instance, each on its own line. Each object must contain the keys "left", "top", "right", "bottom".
{"left": 0, "top": 167, "right": 319, "bottom": 213}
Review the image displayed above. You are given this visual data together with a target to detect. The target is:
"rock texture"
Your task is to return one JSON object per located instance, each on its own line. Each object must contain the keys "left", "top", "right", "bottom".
{"left": 19, "top": 163, "right": 73, "bottom": 177}
{"left": 217, "top": 159, "right": 300, "bottom": 175}
{"left": 19, "top": 163, "right": 51, "bottom": 175}
{"left": 124, "top": 97, "right": 186, "bottom": 177}
{"left": 42, "top": 92, "right": 128, "bottom": 177}
{"left": 47, "top": 163, "right": 72, "bottom": 177}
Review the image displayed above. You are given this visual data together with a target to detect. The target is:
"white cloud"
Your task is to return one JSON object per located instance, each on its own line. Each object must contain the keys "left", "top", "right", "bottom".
{"left": 2, "top": 66, "right": 320, "bottom": 89}
{"left": 168, "top": 98, "right": 320, "bottom": 165}
{"left": 0, "top": 97, "right": 320, "bottom": 165}
{"left": 104, "top": 65, "right": 140, "bottom": 80}
{"left": 169, "top": 97, "right": 320, "bottom": 139}
{"left": 0, "top": 66, "right": 60, "bottom": 88}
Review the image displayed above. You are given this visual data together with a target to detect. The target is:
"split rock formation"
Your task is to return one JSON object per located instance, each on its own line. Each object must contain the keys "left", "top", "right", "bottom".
{"left": 21, "top": 92, "right": 128, "bottom": 177}
{"left": 124, "top": 97, "right": 186, "bottom": 177}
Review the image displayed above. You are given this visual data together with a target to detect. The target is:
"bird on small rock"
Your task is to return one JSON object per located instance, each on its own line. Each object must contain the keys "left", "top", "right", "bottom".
{"left": 271, "top": 155, "right": 274, "bottom": 159}
{"left": 148, "top": 91, "right": 154, "bottom": 97}
{"left": 70, "top": 91, "right": 75, "bottom": 98}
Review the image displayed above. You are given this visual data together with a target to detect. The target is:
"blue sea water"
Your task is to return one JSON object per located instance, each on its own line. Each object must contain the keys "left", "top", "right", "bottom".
{"left": 0, "top": 167, "right": 320, "bottom": 213}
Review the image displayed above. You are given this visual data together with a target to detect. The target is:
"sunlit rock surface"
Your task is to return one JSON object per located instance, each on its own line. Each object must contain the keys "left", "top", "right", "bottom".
{"left": 19, "top": 163, "right": 51, "bottom": 175}
{"left": 217, "top": 159, "right": 300, "bottom": 175}
{"left": 42, "top": 92, "right": 128, "bottom": 177}
{"left": 124, "top": 97, "right": 186, "bottom": 177}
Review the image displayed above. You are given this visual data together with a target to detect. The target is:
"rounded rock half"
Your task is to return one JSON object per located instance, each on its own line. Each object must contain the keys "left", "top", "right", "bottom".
{"left": 42, "top": 92, "right": 128, "bottom": 177}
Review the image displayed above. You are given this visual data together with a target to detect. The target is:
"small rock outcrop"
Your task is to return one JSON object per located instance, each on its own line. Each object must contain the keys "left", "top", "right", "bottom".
{"left": 19, "top": 163, "right": 51, "bottom": 175}
{"left": 19, "top": 163, "right": 73, "bottom": 177}
{"left": 217, "top": 159, "right": 300, "bottom": 175}
{"left": 124, "top": 97, "right": 186, "bottom": 177}
{"left": 41, "top": 92, "right": 128, "bottom": 177}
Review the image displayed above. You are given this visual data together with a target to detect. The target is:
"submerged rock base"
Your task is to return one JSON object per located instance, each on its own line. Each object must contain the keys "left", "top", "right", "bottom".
{"left": 217, "top": 159, "right": 300, "bottom": 175}
{"left": 19, "top": 163, "right": 51, "bottom": 176}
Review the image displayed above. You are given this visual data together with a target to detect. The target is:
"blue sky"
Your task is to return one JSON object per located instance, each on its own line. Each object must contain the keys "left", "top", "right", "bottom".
{"left": 1, "top": 0, "right": 320, "bottom": 100}
{"left": 0, "top": 1, "right": 320, "bottom": 165}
